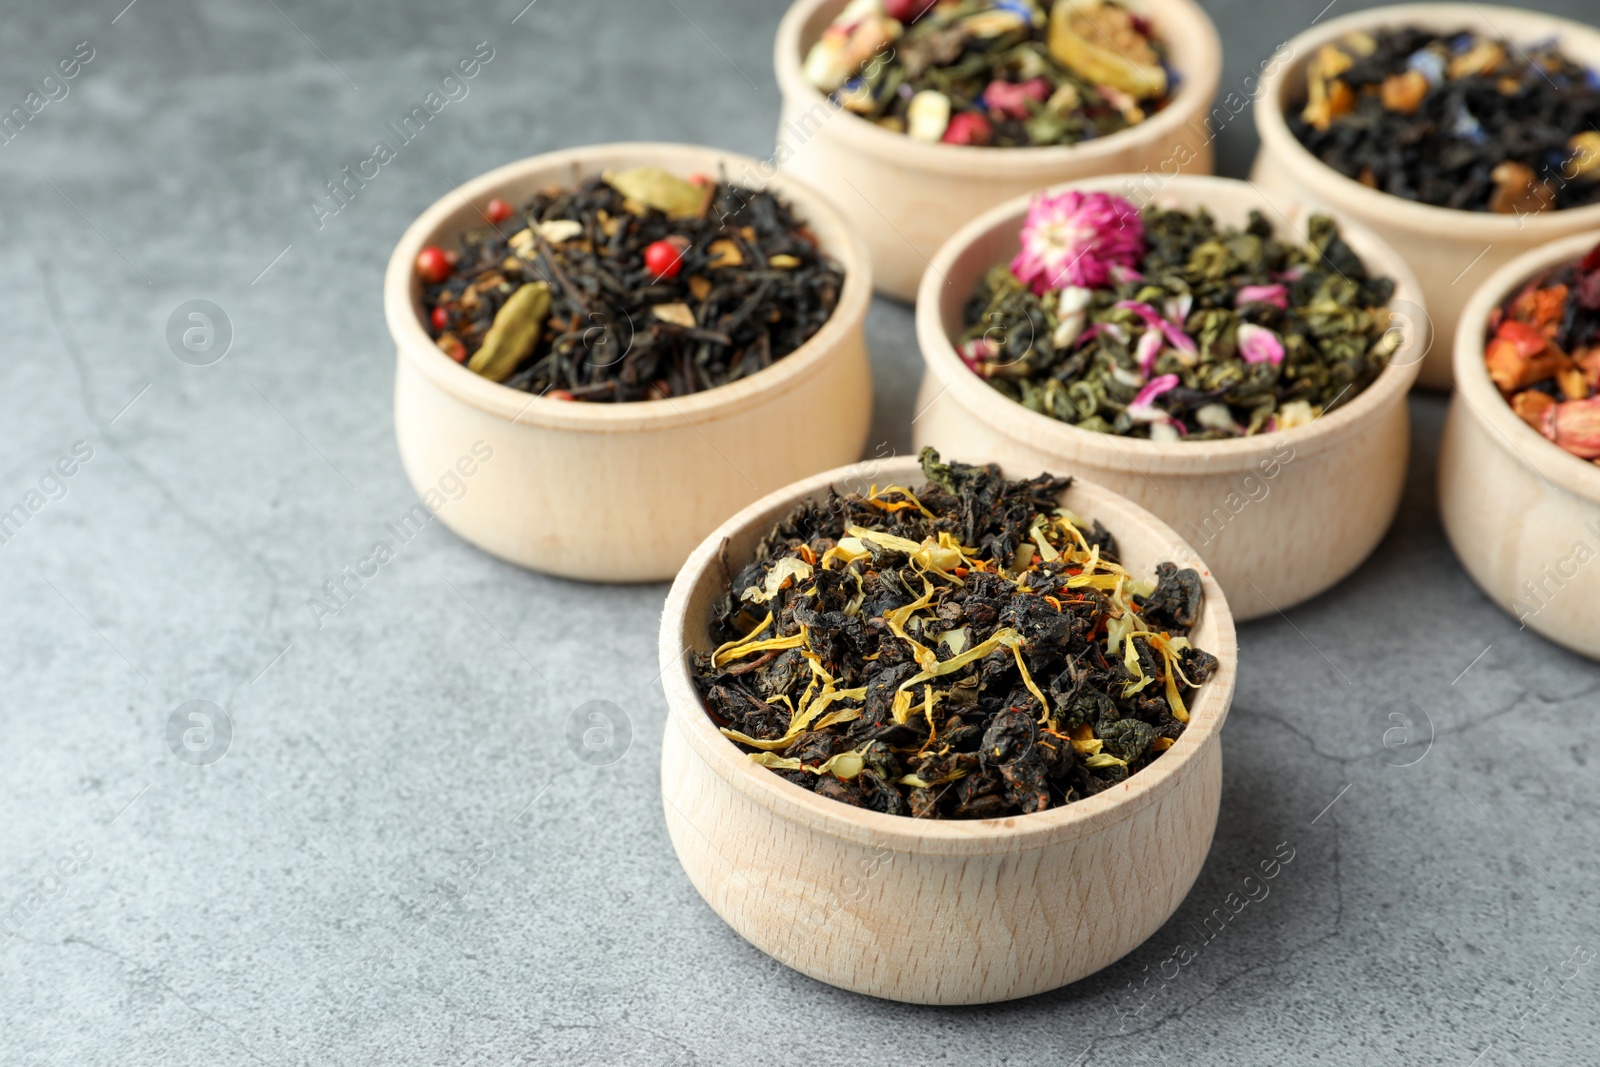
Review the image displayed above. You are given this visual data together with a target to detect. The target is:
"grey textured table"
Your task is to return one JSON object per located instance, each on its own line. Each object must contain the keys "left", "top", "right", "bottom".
{"left": 3, "top": 0, "right": 1598, "bottom": 1063}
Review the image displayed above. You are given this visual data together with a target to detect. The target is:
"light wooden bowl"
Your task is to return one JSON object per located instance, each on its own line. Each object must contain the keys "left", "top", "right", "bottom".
{"left": 658, "top": 456, "right": 1237, "bottom": 1005}
{"left": 1439, "top": 232, "right": 1600, "bottom": 660}
{"left": 1250, "top": 3, "right": 1600, "bottom": 390}
{"left": 385, "top": 143, "right": 873, "bottom": 582}
{"left": 772, "top": 0, "right": 1222, "bottom": 302}
{"left": 912, "top": 174, "right": 1427, "bottom": 621}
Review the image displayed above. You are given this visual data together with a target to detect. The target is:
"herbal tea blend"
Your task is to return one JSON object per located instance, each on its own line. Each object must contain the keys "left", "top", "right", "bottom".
{"left": 958, "top": 190, "right": 1397, "bottom": 439}
{"left": 803, "top": 0, "right": 1172, "bottom": 148}
{"left": 1485, "top": 240, "right": 1600, "bottom": 463}
{"left": 416, "top": 170, "right": 843, "bottom": 401}
{"left": 691, "top": 449, "right": 1217, "bottom": 819}
{"left": 1289, "top": 27, "right": 1600, "bottom": 213}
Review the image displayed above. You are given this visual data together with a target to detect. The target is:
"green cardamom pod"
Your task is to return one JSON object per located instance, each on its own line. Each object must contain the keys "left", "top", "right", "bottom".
{"left": 468, "top": 281, "right": 551, "bottom": 383}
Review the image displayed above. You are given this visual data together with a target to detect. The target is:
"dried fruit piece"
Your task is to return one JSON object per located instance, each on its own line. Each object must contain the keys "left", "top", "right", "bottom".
{"left": 1047, "top": 0, "right": 1166, "bottom": 98}
{"left": 706, "top": 239, "right": 744, "bottom": 269}
{"left": 1550, "top": 398, "right": 1600, "bottom": 458}
{"left": 1380, "top": 70, "right": 1428, "bottom": 114}
{"left": 467, "top": 281, "right": 551, "bottom": 382}
{"left": 651, "top": 302, "right": 697, "bottom": 328}
{"left": 1511, "top": 389, "right": 1557, "bottom": 432}
{"left": 907, "top": 89, "right": 951, "bottom": 142}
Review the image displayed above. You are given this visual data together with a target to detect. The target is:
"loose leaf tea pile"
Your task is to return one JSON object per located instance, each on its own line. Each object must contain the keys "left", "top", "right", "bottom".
{"left": 418, "top": 170, "right": 843, "bottom": 401}
{"left": 1289, "top": 27, "right": 1600, "bottom": 213}
{"left": 691, "top": 449, "right": 1218, "bottom": 819}
{"left": 959, "top": 190, "right": 1398, "bottom": 439}
{"left": 803, "top": 0, "right": 1172, "bottom": 148}
{"left": 1486, "top": 240, "right": 1600, "bottom": 463}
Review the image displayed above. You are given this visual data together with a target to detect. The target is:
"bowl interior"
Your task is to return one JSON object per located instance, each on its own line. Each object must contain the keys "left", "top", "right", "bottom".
{"left": 661, "top": 455, "right": 1238, "bottom": 853}
{"left": 921, "top": 174, "right": 1426, "bottom": 464}
{"left": 778, "top": 0, "right": 1220, "bottom": 164}
{"left": 1258, "top": 3, "right": 1600, "bottom": 232}
{"left": 1453, "top": 229, "right": 1600, "bottom": 503}
{"left": 383, "top": 142, "right": 871, "bottom": 431}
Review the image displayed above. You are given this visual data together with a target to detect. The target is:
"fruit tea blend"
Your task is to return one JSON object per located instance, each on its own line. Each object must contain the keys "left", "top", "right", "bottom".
{"left": 416, "top": 169, "right": 844, "bottom": 401}
{"left": 803, "top": 0, "right": 1173, "bottom": 148}
{"left": 958, "top": 190, "right": 1397, "bottom": 439}
{"left": 1485, "top": 239, "right": 1600, "bottom": 463}
{"left": 691, "top": 449, "right": 1217, "bottom": 819}
{"left": 1290, "top": 27, "right": 1600, "bottom": 213}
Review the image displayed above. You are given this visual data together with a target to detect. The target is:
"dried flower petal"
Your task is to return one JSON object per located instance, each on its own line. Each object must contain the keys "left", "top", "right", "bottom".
{"left": 1235, "top": 284, "right": 1289, "bottom": 309}
{"left": 1236, "top": 323, "right": 1285, "bottom": 366}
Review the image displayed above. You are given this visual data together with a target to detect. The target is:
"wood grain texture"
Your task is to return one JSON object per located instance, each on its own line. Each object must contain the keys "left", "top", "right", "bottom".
{"left": 771, "top": 0, "right": 1223, "bottom": 302}
{"left": 911, "top": 174, "right": 1426, "bottom": 621}
{"left": 384, "top": 143, "right": 873, "bottom": 582}
{"left": 658, "top": 457, "right": 1238, "bottom": 1004}
{"left": 1249, "top": 3, "right": 1600, "bottom": 390}
{"left": 1439, "top": 232, "right": 1600, "bottom": 660}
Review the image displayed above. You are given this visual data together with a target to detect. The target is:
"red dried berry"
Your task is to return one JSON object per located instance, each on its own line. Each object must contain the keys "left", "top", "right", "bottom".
{"left": 547, "top": 389, "right": 575, "bottom": 401}
{"left": 430, "top": 306, "right": 451, "bottom": 331}
{"left": 942, "top": 111, "right": 994, "bottom": 146}
{"left": 416, "top": 246, "right": 453, "bottom": 285}
{"left": 644, "top": 238, "right": 686, "bottom": 280}
{"left": 885, "top": 0, "right": 935, "bottom": 22}
{"left": 486, "top": 198, "right": 513, "bottom": 224}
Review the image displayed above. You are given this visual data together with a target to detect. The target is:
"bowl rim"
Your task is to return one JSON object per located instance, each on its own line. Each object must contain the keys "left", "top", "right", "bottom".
{"left": 1452, "top": 229, "right": 1600, "bottom": 504}
{"left": 382, "top": 141, "right": 873, "bottom": 435}
{"left": 1253, "top": 2, "right": 1600, "bottom": 236}
{"left": 658, "top": 455, "right": 1238, "bottom": 856}
{"left": 914, "top": 172, "right": 1426, "bottom": 473}
{"left": 772, "top": 0, "right": 1223, "bottom": 177}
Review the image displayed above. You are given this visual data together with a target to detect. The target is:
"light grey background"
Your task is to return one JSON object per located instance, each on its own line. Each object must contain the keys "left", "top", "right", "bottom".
{"left": 2, "top": 0, "right": 1597, "bottom": 1064}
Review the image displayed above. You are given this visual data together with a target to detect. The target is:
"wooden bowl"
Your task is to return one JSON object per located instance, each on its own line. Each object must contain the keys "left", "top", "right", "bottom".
{"left": 1439, "top": 232, "right": 1600, "bottom": 660}
{"left": 384, "top": 142, "right": 873, "bottom": 582}
{"left": 658, "top": 456, "right": 1237, "bottom": 1005}
{"left": 772, "top": 0, "right": 1222, "bottom": 302}
{"left": 1250, "top": 3, "right": 1600, "bottom": 390}
{"left": 911, "top": 174, "right": 1428, "bottom": 622}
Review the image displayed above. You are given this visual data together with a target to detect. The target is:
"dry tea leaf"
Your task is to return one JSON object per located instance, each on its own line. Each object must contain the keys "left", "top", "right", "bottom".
{"left": 468, "top": 281, "right": 551, "bottom": 382}
{"left": 602, "top": 167, "right": 712, "bottom": 220}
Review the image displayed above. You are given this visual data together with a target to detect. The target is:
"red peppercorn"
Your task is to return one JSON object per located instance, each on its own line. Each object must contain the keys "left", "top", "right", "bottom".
{"left": 686, "top": 172, "right": 714, "bottom": 186}
{"left": 547, "top": 389, "right": 575, "bottom": 401}
{"left": 430, "top": 306, "right": 451, "bottom": 331}
{"left": 439, "top": 336, "right": 467, "bottom": 362}
{"left": 486, "top": 198, "right": 513, "bottom": 224}
{"left": 416, "top": 246, "right": 452, "bottom": 284}
{"left": 643, "top": 238, "right": 686, "bottom": 280}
